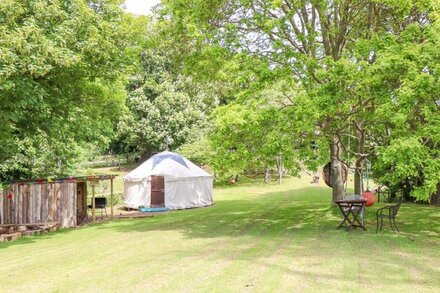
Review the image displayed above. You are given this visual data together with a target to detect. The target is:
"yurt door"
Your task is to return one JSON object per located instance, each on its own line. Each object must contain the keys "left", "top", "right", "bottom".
{"left": 150, "top": 176, "right": 165, "bottom": 207}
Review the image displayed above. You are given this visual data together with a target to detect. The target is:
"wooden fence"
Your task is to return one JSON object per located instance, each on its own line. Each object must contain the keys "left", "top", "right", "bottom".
{"left": 0, "top": 183, "right": 77, "bottom": 228}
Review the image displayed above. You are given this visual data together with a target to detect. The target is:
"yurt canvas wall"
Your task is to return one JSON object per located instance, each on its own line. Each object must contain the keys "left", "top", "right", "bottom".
{"left": 124, "top": 180, "right": 150, "bottom": 208}
{"left": 164, "top": 177, "right": 213, "bottom": 209}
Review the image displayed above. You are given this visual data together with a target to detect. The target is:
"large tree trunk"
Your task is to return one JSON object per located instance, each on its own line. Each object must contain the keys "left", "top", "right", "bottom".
{"left": 276, "top": 155, "right": 283, "bottom": 185}
{"left": 354, "top": 121, "right": 366, "bottom": 195}
{"left": 431, "top": 183, "right": 440, "bottom": 206}
{"left": 264, "top": 168, "right": 270, "bottom": 183}
{"left": 354, "top": 163, "right": 363, "bottom": 195}
{"left": 330, "top": 137, "right": 345, "bottom": 203}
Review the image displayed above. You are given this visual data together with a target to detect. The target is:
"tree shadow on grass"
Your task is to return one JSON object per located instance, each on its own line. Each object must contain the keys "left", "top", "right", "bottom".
{"left": 2, "top": 185, "right": 440, "bottom": 289}
{"left": 3, "top": 185, "right": 439, "bottom": 249}
{"left": 97, "top": 185, "right": 440, "bottom": 244}
{"left": 95, "top": 185, "right": 440, "bottom": 288}
{"left": 98, "top": 187, "right": 357, "bottom": 238}
{"left": 390, "top": 203, "right": 440, "bottom": 238}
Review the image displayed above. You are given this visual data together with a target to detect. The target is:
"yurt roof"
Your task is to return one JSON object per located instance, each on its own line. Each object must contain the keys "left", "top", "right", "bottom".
{"left": 124, "top": 151, "right": 211, "bottom": 182}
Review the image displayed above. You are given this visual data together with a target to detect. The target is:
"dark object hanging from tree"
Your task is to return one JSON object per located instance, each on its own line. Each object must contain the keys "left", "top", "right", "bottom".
{"left": 322, "top": 162, "right": 348, "bottom": 188}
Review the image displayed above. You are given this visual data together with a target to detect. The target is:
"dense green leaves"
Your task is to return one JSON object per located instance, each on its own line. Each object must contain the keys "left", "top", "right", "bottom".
{"left": 157, "top": 0, "right": 440, "bottom": 200}
{"left": 1, "top": 0, "right": 438, "bottom": 202}
{"left": 209, "top": 100, "right": 301, "bottom": 179}
{"left": 116, "top": 49, "right": 213, "bottom": 155}
{"left": 0, "top": 0, "right": 127, "bottom": 180}
{"left": 369, "top": 19, "right": 440, "bottom": 200}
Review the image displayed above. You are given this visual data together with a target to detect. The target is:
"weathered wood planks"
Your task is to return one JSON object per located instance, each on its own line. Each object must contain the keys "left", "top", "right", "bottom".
{"left": 0, "top": 183, "right": 77, "bottom": 228}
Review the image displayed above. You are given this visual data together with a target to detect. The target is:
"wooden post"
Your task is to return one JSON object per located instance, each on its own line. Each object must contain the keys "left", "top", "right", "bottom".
{"left": 110, "top": 178, "right": 114, "bottom": 219}
{"left": 92, "top": 184, "right": 96, "bottom": 222}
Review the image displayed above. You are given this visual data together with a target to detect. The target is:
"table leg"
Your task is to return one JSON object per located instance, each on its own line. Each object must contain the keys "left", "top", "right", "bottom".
{"left": 337, "top": 204, "right": 353, "bottom": 229}
{"left": 351, "top": 204, "right": 367, "bottom": 230}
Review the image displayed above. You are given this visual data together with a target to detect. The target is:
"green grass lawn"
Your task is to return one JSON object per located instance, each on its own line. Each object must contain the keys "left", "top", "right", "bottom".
{"left": 1, "top": 177, "right": 440, "bottom": 292}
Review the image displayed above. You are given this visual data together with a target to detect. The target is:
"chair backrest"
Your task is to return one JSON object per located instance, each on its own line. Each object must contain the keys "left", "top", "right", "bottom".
{"left": 94, "top": 197, "right": 107, "bottom": 207}
{"left": 391, "top": 202, "right": 401, "bottom": 217}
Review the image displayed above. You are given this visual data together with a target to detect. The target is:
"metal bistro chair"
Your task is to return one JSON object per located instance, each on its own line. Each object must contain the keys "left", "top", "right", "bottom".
{"left": 376, "top": 201, "right": 401, "bottom": 233}
{"left": 87, "top": 197, "right": 108, "bottom": 220}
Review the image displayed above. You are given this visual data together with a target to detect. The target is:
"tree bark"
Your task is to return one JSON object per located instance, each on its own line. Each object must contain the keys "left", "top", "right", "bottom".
{"left": 354, "top": 122, "right": 366, "bottom": 195}
{"left": 354, "top": 165, "right": 363, "bottom": 195}
{"left": 330, "top": 137, "right": 345, "bottom": 203}
{"left": 276, "top": 155, "right": 283, "bottom": 185}
{"left": 264, "top": 168, "right": 270, "bottom": 183}
{"left": 353, "top": 122, "right": 365, "bottom": 194}
{"left": 431, "top": 182, "right": 440, "bottom": 206}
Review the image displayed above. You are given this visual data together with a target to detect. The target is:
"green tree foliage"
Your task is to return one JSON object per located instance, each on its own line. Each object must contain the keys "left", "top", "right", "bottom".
{"left": 158, "top": 0, "right": 439, "bottom": 201}
{"left": 210, "top": 103, "right": 296, "bottom": 180}
{"left": 0, "top": 0, "right": 128, "bottom": 180}
{"left": 173, "top": 56, "right": 301, "bottom": 178}
{"left": 175, "top": 124, "right": 215, "bottom": 167}
{"left": 206, "top": 78, "right": 327, "bottom": 180}
{"left": 116, "top": 50, "right": 212, "bottom": 155}
{"left": 369, "top": 19, "right": 440, "bottom": 201}
{"left": 157, "top": 0, "right": 399, "bottom": 199}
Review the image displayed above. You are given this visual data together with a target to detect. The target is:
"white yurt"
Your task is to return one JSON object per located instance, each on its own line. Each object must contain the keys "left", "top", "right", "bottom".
{"left": 123, "top": 151, "right": 213, "bottom": 210}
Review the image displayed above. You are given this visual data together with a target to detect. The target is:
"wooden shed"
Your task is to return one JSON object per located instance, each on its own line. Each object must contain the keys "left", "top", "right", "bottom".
{"left": 0, "top": 175, "right": 116, "bottom": 228}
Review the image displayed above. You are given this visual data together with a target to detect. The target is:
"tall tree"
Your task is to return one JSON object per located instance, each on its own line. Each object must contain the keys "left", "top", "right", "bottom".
{"left": 368, "top": 16, "right": 440, "bottom": 201}
{"left": 116, "top": 49, "right": 214, "bottom": 156}
{"left": 209, "top": 95, "right": 301, "bottom": 181}
{"left": 0, "top": 0, "right": 128, "bottom": 180}
{"left": 158, "top": 0, "right": 436, "bottom": 202}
